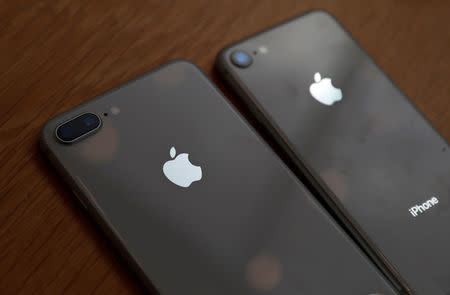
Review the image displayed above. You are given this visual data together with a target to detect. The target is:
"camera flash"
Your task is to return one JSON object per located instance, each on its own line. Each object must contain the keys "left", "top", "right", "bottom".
{"left": 111, "top": 106, "right": 120, "bottom": 115}
{"left": 259, "top": 46, "right": 268, "bottom": 54}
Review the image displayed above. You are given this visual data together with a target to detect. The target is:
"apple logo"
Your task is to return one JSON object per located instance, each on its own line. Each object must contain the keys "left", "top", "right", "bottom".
{"left": 309, "top": 72, "right": 343, "bottom": 106}
{"left": 162, "top": 146, "right": 202, "bottom": 188}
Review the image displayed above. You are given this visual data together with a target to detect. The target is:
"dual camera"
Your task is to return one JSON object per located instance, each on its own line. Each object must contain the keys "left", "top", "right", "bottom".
{"left": 56, "top": 113, "right": 101, "bottom": 143}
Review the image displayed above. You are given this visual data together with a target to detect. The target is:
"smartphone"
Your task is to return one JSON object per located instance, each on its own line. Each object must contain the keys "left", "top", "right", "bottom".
{"left": 40, "top": 60, "right": 398, "bottom": 294}
{"left": 217, "top": 10, "right": 450, "bottom": 295}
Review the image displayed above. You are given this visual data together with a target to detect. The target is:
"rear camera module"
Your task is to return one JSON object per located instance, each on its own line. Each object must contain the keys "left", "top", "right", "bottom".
{"left": 230, "top": 50, "right": 253, "bottom": 68}
{"left": 56, "top": 113, "right": 101, "bottom": 143}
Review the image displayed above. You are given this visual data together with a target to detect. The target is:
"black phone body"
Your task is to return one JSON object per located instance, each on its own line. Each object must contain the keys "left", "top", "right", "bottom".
{"left": 40, "top": 61, "right": 397, "bottom": 294}
{"left": 217, "top": 11, "right": 450, "bottom": 295}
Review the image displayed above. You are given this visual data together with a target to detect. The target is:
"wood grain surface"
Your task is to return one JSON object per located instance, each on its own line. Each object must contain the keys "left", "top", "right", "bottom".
{"left": 1, "top": 0, "right": 449, "bottom": 294}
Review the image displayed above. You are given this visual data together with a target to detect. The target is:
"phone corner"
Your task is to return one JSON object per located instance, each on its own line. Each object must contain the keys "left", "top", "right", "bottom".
{"left": 305, "top": 9, "right": 343, "bottom": 26}
{"left": 160, "top": 58, "right": 199, "bottom": 72}
{"left": 216, "top": 45, "right": 230, "bottom": 62}
{"left": 304, "top": 8, "right": 333, "bottom": 18}
{"left": 170, "top": 58, "right": 196, "bottom": 67}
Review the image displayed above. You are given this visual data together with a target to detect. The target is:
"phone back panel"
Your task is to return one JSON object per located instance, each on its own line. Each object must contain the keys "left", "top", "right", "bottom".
{"left": 217, "top": 11, "right": 450, "bottom": 294}
{"left": 41, "top": 61, "right": 397, "bottom": 294}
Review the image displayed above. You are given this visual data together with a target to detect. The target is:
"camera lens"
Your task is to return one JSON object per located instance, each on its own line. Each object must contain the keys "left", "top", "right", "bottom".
{"left": 56, "top": 113, "right": 101, "bottom": 143}
{"left": 230, "top": 50, "right": 253, "bottom": 68}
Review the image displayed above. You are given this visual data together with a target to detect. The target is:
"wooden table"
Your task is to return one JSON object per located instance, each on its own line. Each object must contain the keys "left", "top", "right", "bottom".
{"left": 1, "top": 0, "right": 449, "bottom": 294}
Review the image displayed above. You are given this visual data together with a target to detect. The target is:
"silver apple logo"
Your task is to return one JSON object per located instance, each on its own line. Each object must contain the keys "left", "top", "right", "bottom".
{"left": 309, "top": 72, "right": 343, "bottom": 106}
{"left": 162, "top": 147, "right": 202, "bottom": 188}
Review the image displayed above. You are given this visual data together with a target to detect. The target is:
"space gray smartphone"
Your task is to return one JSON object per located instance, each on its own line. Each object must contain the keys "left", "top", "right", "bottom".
{"left": 216, "top": 10, "right": 450, "bottom": 295}
{"left": 40, "top": 60, "right": 398, "bottom": 294}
